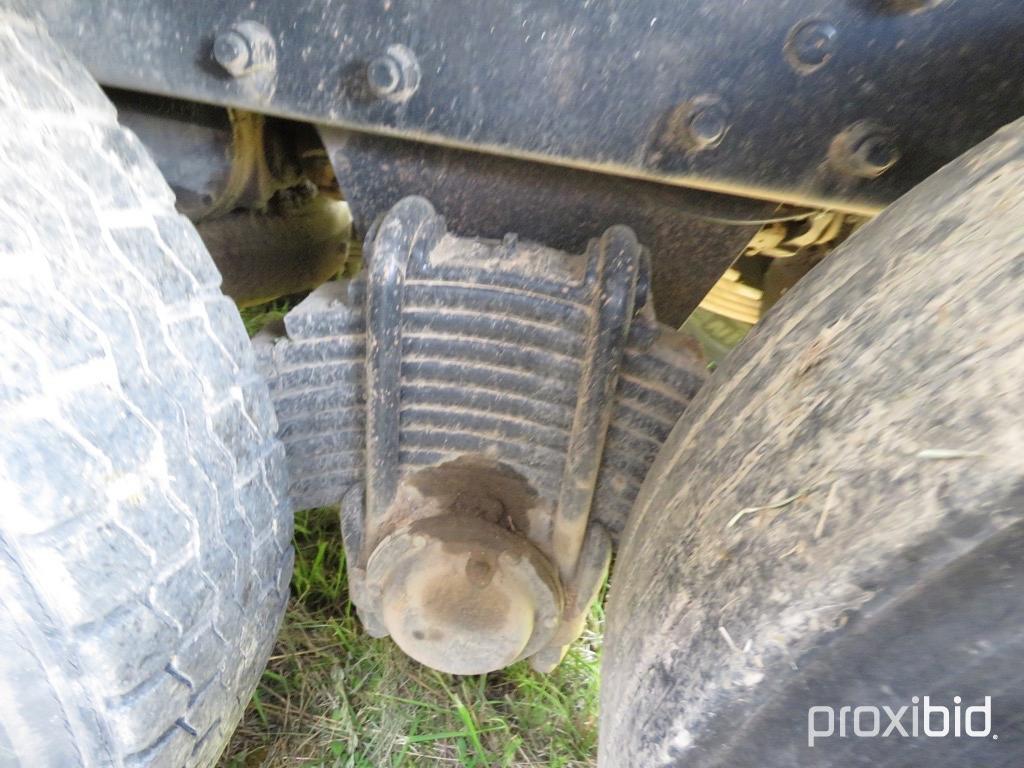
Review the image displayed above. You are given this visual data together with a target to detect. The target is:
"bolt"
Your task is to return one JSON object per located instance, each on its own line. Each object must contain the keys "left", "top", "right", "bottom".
{"left": 785, "top": 20, "right": 838, "bottom": 73}
{"left": 830, "top": 121, "right": 900, "bottom": 178}
{"left": 851, "top": 135, "right": 899, "bottom": 176}
{"left": 212, "top": 21, "right": 274, "bottom": 78}
{"left": 687, "top": 104, "right": 728, "bottom": 148}
{"left": 366, "top": 44, "right": 421, "bottom": 102}
{"left": 213, "top": 30, "right": 249, "bottom": 76}
{"left": 367, "top": 54, "right": 403, "bottom": 97}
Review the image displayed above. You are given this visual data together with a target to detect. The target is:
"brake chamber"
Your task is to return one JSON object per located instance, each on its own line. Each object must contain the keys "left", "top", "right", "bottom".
{"left": 255, "top": 197, "right": 705, "bottom": 674}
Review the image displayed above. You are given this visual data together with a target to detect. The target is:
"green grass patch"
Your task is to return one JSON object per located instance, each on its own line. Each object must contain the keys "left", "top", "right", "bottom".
{"left": 239, "top": 300, "right": 292, "bottom": 337}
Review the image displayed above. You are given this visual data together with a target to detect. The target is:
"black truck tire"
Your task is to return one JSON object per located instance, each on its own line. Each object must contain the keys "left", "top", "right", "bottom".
{"left": 601, "top": 119, "right": 1024, "bottom": 767}
{"left": 0, "top": 14, "right": 292, "bottom": 768}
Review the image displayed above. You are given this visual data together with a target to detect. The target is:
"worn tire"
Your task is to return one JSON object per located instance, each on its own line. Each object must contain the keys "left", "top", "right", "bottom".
{"left": 601, "top": 120, "right": 1024, "bottom": 766}
{"left": 0, "top": 15, "right": 292, "bottom": 768}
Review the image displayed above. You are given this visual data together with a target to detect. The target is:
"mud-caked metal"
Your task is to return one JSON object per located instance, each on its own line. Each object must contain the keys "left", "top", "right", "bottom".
{"left": 355, "top": 198, "right": 638, "bottom": 673}
{"left": 255, "top": 196, "right": 708, "bottom": 673}
{"left": 367, "top": 514, "right": 562, "bottom": 674}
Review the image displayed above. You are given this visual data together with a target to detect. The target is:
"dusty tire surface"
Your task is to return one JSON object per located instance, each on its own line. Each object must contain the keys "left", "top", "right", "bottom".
{"left": 601, "top": 119, "right": 1024, "bottom": 767}
{"left": 0, "top": 14, "right": 292, "bottom": 768}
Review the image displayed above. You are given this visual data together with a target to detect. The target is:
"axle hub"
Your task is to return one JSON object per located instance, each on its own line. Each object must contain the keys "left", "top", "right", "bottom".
{"left": 366, "top": 515, "right": 562, "bottom": 675}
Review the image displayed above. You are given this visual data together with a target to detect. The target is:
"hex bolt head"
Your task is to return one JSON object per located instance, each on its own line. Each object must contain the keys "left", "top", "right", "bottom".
{"left": 687, "top": 104, "right": 728, "bottom": 148}
{"left": 212, "top": 21, "right": 275, "bottom": 78}
{"left": 785, "top": 20, "right": 838, "bottom": 73}
{"left": 366, "top": 44, "right": 421, "bottom": 103}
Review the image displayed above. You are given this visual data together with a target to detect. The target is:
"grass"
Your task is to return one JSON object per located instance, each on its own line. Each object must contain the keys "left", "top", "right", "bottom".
{"left": 239, "top": 301, "right": 291, "bottom": 337}
{"left": 222, "top": 305, "right": 604, "bottom": 767}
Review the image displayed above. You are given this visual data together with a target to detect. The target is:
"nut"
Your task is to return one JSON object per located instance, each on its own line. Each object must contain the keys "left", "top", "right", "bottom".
{"left": 366, "top": 44, "right": 420, "bottom": 102}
